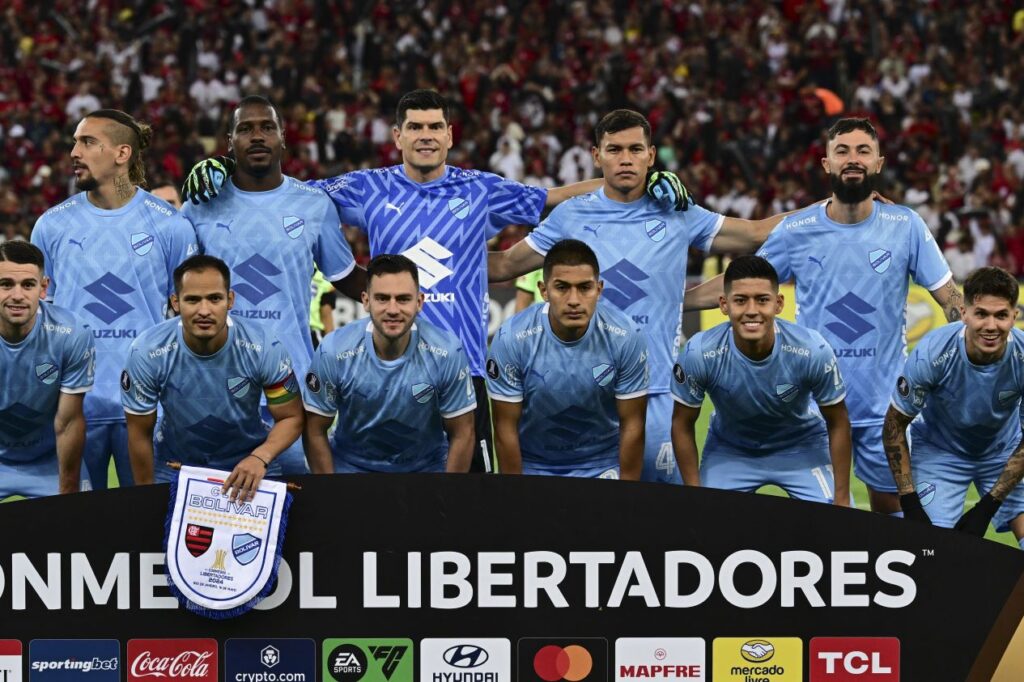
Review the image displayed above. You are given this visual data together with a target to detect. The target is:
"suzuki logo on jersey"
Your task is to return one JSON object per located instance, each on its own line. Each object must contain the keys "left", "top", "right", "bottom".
{"left": 644, "top": 219, "right": 667, "bottom": 243}
{"left": 187, "top": 415, "right": 238, "bottom": 453}
{"left": 602, "top": 259, "right": 649, "bottom": 311}
{"left": 83, "top": 272, "right": 136, "bottom": 324}
{"left": 824, "top": 292, "right": 876, "bottom": 347}
{"left": 402, "top": 237, "right": 454, "bottom": 289}
{"left": 131, "top": 232, "right": 154, "bottom": 256}
{"left": 448, "top": 197, "right": 471, "bottom": 219}
{"left": 283, "top": 216, "right": 305, "bottom": 239}
{"left": 233, "top": 254, "right": 283, "bottom": 306}
{"left": 868, "top": 248, "right": 892, "bottom": 274}
{"left": 0, "top": 403, "right": 44, "bottom": 440}
{"left": 809, "top": 638, "right": 899, "bottom": 681}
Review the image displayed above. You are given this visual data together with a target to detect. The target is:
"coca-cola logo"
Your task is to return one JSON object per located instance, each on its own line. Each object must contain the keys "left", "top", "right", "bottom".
{"left": 127, "top": 640, "right": 217, "bottom": 682}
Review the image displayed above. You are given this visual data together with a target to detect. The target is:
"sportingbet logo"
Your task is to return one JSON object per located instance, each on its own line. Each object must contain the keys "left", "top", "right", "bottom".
{"left": 824, "top": 292, "right": 876, "bottom": 349}
{"left": 809, "top": 638, "right": 899, "bottom": 681}
{"left": 29, "top": 639, "right": 120, "bottom": 681}
{"left": 127, "top": 638, "right": 217, "bottom": 681}
{"left": 602, "top": 259, "right": 649, "bottom": 311}
{"left": 83, "top": 272, "right": 135, "bottom": 324}
{"left": 234, "top": 255, "right": 283, "bottom": 306}
{"left": 402, "top": 238, "right": 454, "bottom": 290}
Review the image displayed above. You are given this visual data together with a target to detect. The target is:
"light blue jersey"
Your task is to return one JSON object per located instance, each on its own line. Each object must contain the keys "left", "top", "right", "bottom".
{"left": 672, "top": 319, "right": 846, "bottom": 452}
{"left": 182, "top": 176, "right": 355, "bottom": 371}
{"left": 302, "top": 319, "right": 475, "bottom": 472}
{"left": 0, "top": 303, "right": 94, "bottom": 464}
{"left": 892, "top": 324, "right": 1024, "bottom": 459}
{"left": 121, "top": 317, "right": 299, "bottom": 476}
{"left": 315, "top": 166, "right": 547, "bottom": 377}
{"left": 31, "top": 190, "right": 197, "bottom": 423}
{"left": 756, "top": 201, "right": 951, "bottom": 426}
{"left": 486, "top": 302, "right": 649, "bottom": 474}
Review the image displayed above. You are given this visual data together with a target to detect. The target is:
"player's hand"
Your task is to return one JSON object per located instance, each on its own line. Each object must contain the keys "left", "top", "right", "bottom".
{"left": 871, "top": 190, "right": 895, "bottom": 205}
{"left": 955, "top": 493, "right": 1002, "bottom": 536}
{"left": 646, "top": 170, "right": 692, "bottom": 211}
{"left": 898, "top": 491, "right": 932, "bottom": 524}
{"left": 182, "top": 155, "right": 235, "bottom": 205}
{"left": 222, "top": 452, "right": 268, "bottom": 502}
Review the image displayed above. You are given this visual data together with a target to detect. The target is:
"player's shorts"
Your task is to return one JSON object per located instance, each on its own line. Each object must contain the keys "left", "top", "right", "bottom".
{"left": 701, "top": 434, "right": 839, "bottom": 504}
{"left": 153, "top": 454, "right": 284, "bottom": 484}
{"left": 911, "top": 441, "right": 1024, "bottom": 533}
{"left": 83, "top": 420, "right": 132, "bottom": 489}
{"left": 0, "top": 454, "right": 61, "bottom": 499}
{"left": 332, "top": 457, "right": 446, "bottom": 473}
{"left": 522, "top": 460, "right": 620, "bottom": 479}
{"left": 850, "top": 423, "right": 896, "bottom": 493}
{"left": 260, "top": 405, "right": 308, "bottom": 475}
{"left": 641, "top": 393, "right": 682, "bottom": 485}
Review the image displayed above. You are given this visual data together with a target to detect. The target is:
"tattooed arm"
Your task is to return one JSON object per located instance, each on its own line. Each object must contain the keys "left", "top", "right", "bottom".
{"left": 930, "top": 279, "right": 964, "bottom": 322}
{"left": 882, "top": 405, "right": 915, "bottom": 494}
{"left": 988, "top": 436, "right": 1024, "bottom": 501}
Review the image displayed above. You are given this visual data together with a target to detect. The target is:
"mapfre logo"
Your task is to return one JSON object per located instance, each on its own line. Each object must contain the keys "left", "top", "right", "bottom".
{"left": 809, "top": 638, "right": 899, "bottom": 681}
{"left": 127, "top": 639, "right": 217, "bottom": 682}
{"left": 614, "top": 638, "right": 704, "bottom": 681}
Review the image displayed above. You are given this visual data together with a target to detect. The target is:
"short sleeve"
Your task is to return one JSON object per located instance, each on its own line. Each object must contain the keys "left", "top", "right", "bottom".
{"left": 121, "top": 346, "right": 160, "bottom": 415}
{"left": 890, "top": 343, "right": 933, "bottom": 418}
{"left": 60, "top": 325, "right": 96, "bottom": 394}
{"left": 756, "top": 224, "right": 792, "bottom": 282}
{"left": 524, "top": 203, "right": 570, "bottom": 255}
{"left": 908, "top": 211, "right": 952, "bottom": 291}
{"left": 486, "top": 177, "right": 547, "bottom": 237}
{"left": 670, "top": 341, "right": 707, "bottom": 407}
{"left": 261, "top": 337, "right": 299, "bottom": 405}
{"left": 311, "top": 172, "right": 367, "bottom": 228}
{"left": 313, "top": 201, "right": 356, "bottom": 282}
{"left": 436, "top": 345, "right": 476, "bottom": 419}
{"left": 683, "top": 203, "right": 725, "bottom": 253}
{"left": 809, "top": 337, "right": 846, "bottom": 406}
{"left": 614, "top": 330, "right": 649, "bottom": 400}
{"left": 301, "top": 343, "right": 338, "bottom": 417}
{"left": 485, "top": 327, "right": 523, "bottom": 402}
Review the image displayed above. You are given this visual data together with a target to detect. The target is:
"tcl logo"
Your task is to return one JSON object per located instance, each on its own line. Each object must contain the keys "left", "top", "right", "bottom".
{"left": 810, "top": 638, "right": 899, "bottom": 681}
{"left": 127, "top": 639, "right": 217, "bottom": 681}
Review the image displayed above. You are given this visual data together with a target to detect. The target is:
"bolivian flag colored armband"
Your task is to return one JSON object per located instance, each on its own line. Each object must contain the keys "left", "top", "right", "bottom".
{"left": 264, "top": 372, "right": 298, "bottom": 405}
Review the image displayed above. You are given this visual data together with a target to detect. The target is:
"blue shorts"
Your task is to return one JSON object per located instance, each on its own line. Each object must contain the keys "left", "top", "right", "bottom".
{"left": 84, "top": 421, "right": 132, "bottom": 489}
{"left": 333, "top": 456, "right": 445, "bottom": 473}
{"left": 641, "top": 393, "right": 682, "bottom": 484}
{"left": 911, "top": 442, "right": 1024, "bottom": 533}
{"left": 154, "top": 454, "right": 283, "bottom": 484}
{"left": 701, "top": 434, "right": 838, "bottom": 503}
{"left": 523, "top": 461, "right": 619, "bottom": 479}
{"left": 0, "top": 454, "right": 61, "bottom": 499}
{"left": 851, "top": 423, "right": 895, "bottom": 493}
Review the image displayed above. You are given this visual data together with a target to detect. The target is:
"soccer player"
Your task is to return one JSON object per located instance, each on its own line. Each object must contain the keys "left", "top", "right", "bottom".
{"left": 670, "top": 256, "right": 851, "bottom": 504}
{"left": 301, "top": 254, "right": 476, "bottom": 473}
{"left": 884, "top": 267, "right": 1024, "bottom": 545}
{"left": 151, "top": 184, "right": 183, "bottom": 209}
{"left": 31, "top": 109, "right": 197, "bottom": 489}
{"left": 121, "top": 255, "right": 303, "bottom": 500}
{"left": 181, "top": 96, "right": 357, "bottom": 475}
{"left": 486, "top": 239, "right": 649, "bottom": 479}
{"left": 487, "top": 109, "right": 796, "bottom": 483}
{"left": 751, "top": 118, "right": 960, "bottom": 513}
{"left": 184, "top": 90, "right": 685, "bottom": 473}
{"left": 0, "top": 242, "right": 94, "bottom": 499}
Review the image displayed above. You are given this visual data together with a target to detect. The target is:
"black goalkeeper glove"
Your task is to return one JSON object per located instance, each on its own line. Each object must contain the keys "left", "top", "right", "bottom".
{"left": 955, "top": 493, "right": 1002, "bottom": 536}
{"left": 899, "top": 491, "right": 932, "bottom": 525}
{"left": 646, "top": 170, "right": 692, "bottom": 211}
{"left": 182, "top": 155, "right": 236, "bottom": 205}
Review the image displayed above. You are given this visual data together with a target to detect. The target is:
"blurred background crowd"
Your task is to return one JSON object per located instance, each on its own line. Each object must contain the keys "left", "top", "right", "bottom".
{"left": 1, "top": 0, "right": 1023, "bottom": 281}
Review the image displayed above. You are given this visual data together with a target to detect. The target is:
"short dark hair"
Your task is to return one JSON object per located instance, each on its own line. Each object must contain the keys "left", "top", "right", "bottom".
{"left": 594, "top": 109, "right": 652, "bottom": 146}
{"left": 366, "top": 254, "right": 420, "bottom": 289}
{"left": 232, "top": 95, "right": 283, "bottom": 129}
{"left": 173, "top": 255, "right": 231, "bottom": 294}
{"left": 543, "top": 239, "right": 600, "bottom": 281}
{"left": 963, "top": 266, "right": 1019, "bottom": 307}
{"left": 84, "top": 109, "right": 153, "bottom": 188}
{"left": 0, "top": 241, "right": 45, "bottom": 270}
{"left": 395, "top": 89, "right": 450, "bottom": 127}
{"left": 826, "top": 117, "right": 879, "bottom": 143}
{"left": 724, "top": 255, "right": 779, "bottom": 292}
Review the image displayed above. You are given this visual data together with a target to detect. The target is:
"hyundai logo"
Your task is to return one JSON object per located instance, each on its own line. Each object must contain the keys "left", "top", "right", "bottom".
{"left": 443, "top": 645, "right": 489, "bottom": 668}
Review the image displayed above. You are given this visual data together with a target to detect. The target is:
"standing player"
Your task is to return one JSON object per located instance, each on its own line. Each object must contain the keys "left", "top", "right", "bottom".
{"left": 486, "top": 240, "right": 649, "bottom": 479}
{"left": 0, "top": 242, "right": 94, "bottom": 499}
{"left": 751, "top": 118, "right": 960, "bottom": 513}
{"left": 182, "top": 96, "right": 357, "bottom": 475}
{"left": 121, "top": 255, "right": 303, "bottom": 500}
{"left": 184, "top": 90, "right": 686, "bottom": 473}
{"left": 884, "top": 267, "right": 1024, "bottom": 544}
{"left": 301, "top": 254, "right": 476, "bottom": 473}
{"left": 487, "top": 109, "right": 797, "bottom": 483}
{"left": 31, "top": 109, "right": 197, "bottom": 489}
{"left": 670, "top": 256, "right": 851, "bottom": 504}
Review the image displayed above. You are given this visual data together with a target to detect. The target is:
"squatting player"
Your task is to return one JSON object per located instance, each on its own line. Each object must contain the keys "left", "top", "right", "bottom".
{"left": 31, "top": 109, "right": 197, "bottom": 489}
{"left": 182, "top": 96, "right": 357, "bottom": 474}
{"left": 0, "top": 242, "right": 94, "bottom": 498}
{"left": 671, "top": 256, "right": 851, "bottom": 504}
{"left": 488, "top": 109, "right": 799, "bottom": 483}
{"left": 884, "top": 267, "right": 1024, "bottom": 545}
{"left": 487, "top": 240, "right": 649, "bottom": 479}
{"left": 121, "top": 256, "right": 303, "bottom": 500}
{"left": 301, "top": 254, "right": 476, "bottom": 473}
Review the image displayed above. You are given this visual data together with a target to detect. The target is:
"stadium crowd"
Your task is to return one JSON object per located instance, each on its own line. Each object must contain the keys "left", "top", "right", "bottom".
{"left": 1, "top": 0, "right": 1024, "bottom": 274}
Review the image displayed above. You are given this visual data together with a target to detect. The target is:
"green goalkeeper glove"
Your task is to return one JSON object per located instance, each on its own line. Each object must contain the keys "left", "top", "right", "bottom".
{"left": 646, "top": 170, "right": 692, "bottom": 211}
{"left": 182, "top": 156, "right": 236, "bottom": 205}
{"left": 954, "top": 493, "right": 1002, "bottom": 536}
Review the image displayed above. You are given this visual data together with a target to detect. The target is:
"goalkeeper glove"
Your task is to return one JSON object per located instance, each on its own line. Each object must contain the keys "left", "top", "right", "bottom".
{"left": 954, "top": 493, "right": 1002, "bottom": 536}
{"left": 646, "top": 170, "right": 692, "bottom": 211}
{"left": 899, "top": 491, "right": 932, "bottom": 524}
{"left": 182, "top": 155, "right": 236, "bottom": 205}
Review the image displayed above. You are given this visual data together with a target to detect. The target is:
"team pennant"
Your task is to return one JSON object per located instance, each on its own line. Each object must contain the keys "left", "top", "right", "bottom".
{"left": 164, "top": 465, "right": 292, "bottom": 619}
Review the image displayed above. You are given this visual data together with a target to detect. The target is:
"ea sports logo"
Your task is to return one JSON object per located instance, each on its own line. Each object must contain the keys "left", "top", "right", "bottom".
{"left": 327, "top": 644, "right": 367, "bottom": 682}
{"left": 533, "top": 645, "right": 592, "bottom": 682}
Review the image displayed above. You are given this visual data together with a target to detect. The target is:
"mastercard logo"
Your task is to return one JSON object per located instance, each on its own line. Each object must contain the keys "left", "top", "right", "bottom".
{"left": 533, "top": 644, "right": 593, "bottom": 682}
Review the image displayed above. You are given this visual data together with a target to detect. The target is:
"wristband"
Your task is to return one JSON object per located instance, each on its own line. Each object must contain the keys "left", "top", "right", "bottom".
{"left": 248, "top": 453, "right": 269, "bottom": 468}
